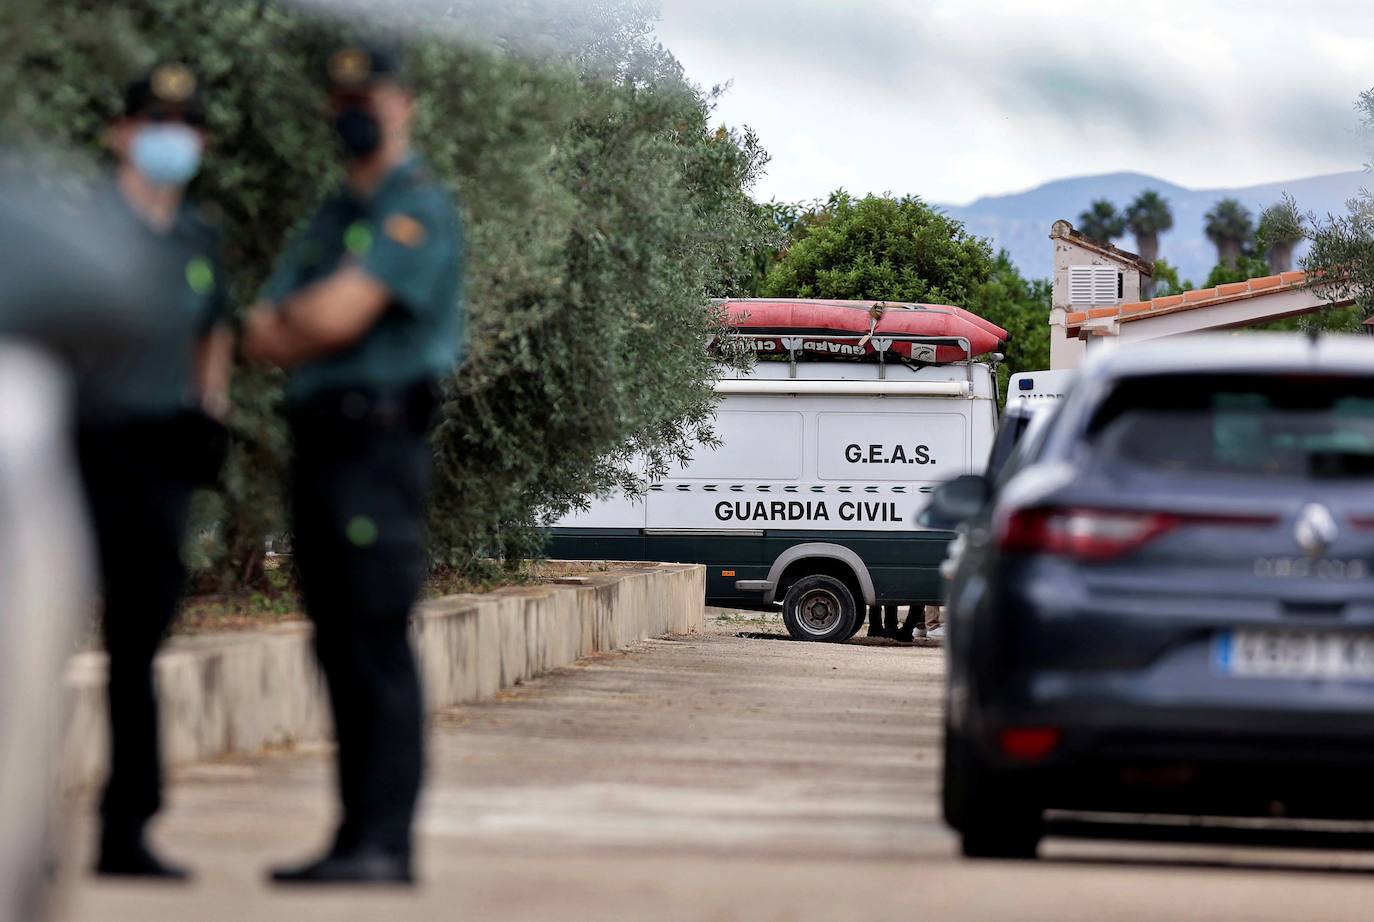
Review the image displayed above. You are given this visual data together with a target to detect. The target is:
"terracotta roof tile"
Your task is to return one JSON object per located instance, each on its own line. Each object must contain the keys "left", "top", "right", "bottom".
{"left": 1063, "top": 269, "right": 1330, "bottom": 333}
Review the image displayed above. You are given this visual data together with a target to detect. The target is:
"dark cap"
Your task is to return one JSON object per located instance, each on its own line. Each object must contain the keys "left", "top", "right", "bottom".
{"left": 122, "top": 62, "right": 206, "bottom": 126}
{"left": 324, "top": 42, "right": 407, "bottom": 91}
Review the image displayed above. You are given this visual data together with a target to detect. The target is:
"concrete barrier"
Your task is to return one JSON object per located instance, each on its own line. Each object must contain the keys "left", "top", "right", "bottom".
{"left": 62, "top": 563, "right": 704, "bottom": 790}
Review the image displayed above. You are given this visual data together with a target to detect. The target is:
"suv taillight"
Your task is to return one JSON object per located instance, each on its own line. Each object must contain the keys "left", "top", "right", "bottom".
{"left": 1000, "top": 508, "right": 1177, "bottom": 561}
{"left": 998, "top": 508, "right": 1276, "bottom": 562}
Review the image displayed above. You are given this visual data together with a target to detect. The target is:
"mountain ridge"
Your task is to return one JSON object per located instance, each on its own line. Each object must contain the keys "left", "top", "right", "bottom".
{"left": 936, "top": 170, "right": 1370, "bottom": 284}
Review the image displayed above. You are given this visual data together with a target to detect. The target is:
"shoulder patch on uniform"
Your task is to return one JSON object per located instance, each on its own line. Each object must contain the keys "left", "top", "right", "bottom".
{"left": 384, "top": 213, "right": 427, "bottom": 248}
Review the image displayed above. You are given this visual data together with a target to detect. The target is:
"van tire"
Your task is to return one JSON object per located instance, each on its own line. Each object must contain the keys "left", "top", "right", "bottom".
{"left": 844, "top": 612, "right": 866, "bottom": 640}
{"left": 782, "top": 575, "right": 858, "bottom": 643}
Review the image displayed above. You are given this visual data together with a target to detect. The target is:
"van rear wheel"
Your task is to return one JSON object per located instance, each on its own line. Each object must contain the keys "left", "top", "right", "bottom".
{"left": 782, "top": 575, "right": 858, "bottom": 643}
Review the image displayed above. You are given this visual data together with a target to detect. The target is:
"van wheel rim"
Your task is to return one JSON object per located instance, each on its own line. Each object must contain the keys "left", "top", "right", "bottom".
{"left": 796, "top": 589, "right": 843, "bottom": 635}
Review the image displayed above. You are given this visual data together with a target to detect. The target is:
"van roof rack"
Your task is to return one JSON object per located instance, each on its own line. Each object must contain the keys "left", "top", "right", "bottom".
{"left": 715, "top": 331, "right": 976, "bottom": 386}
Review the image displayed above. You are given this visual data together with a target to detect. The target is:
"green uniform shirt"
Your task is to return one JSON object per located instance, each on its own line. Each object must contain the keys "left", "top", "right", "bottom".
{"left": 261, "top": 156, "right": 464, "bottom": 405}
{"left": 75, "top": 188, "right": 229, "bottom": 423}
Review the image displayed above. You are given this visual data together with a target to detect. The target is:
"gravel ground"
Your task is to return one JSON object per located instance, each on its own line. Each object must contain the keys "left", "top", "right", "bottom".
{"left": 706, "top": 606, "right": 942, "bottom": 647}
{"left": 63, "top": 626, "right": 1374, "bottom": 922}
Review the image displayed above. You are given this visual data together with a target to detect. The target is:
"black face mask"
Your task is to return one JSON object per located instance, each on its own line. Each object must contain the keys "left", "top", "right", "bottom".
{"left": 333, "top": 105, "right": 381, "bottom": 159}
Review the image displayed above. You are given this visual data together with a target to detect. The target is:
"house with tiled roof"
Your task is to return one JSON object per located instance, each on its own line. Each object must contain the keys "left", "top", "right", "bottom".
{"left": 1048, "top": 219, "right": 1354, "bottom": 369}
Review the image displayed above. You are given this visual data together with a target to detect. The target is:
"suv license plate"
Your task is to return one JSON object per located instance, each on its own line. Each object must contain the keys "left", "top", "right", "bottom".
{"left": 1216, "top": 630, "right": 1374, "bottom": 680}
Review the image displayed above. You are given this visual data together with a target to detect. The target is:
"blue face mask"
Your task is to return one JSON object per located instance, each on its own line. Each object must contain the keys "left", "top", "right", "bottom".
{"left": 130, "top": 123, "right": 203, "bottom": 186}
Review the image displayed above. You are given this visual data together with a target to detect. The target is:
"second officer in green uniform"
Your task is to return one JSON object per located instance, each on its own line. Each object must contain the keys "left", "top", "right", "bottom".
{"left": 242, "top": 43, "right": 463, "bottom": 885}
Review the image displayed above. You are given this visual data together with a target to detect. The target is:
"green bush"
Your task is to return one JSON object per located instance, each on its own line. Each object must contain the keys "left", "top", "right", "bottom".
{"left": 3, "top": 0, "right": 769, "bottom": 586}
{"left": 758, "top": 191, "right": 1051, "bottom": 397}
{"left": 760, "top": 191, "right": 995, "bottom": 306}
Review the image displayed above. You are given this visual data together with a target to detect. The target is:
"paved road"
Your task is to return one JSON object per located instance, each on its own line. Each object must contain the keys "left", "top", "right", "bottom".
{"left": 65, "top": 621, "right": 1374, "bottom": 922}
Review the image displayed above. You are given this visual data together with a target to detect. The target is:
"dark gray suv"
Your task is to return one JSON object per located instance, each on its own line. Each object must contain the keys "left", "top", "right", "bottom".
{"left": 929, "top": 335, "right": 1374, "bottom": 859}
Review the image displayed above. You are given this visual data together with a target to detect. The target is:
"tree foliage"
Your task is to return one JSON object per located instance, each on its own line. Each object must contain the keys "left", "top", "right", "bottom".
{"left": 1076, "top": 199, "right": 1126, "bottom": 243}
{"left": 1124, "top": 190, "right": 1174, "bottom": 238}
{"left": 1258, "top": 196, "right": 1305, "bottom": 273}
{"left": 967, "top": 252, "right": 1052, "bottom": 395}
{"left": 1203, "top": 253, "right": 1272, "bottom": 289}
{"left": 1204, "top": 198, "right": 1255, "bottom": 268}
{"left": 760, "top": 191, "right": 996, "bottom": 306}
{"left": 1300, "top": 88, "right": 1374, "bottom": 325}
{"left": 3, "top": 0, "right": 771, "bottom": 584}
{"left": 1150, "top": 258, "right": 1192, "bottom": 298}
{"left": 1124, "top": 189, "right": 1172, "bottom": 288}
{"left": 1200, "top": 196, "right": 1311, "bottom": 287}
{"left": 759, "top": 191, "right": 1050, "bottom": 395}
{"left": 1303, "top": 192, "right": 1374, "bottom": 327}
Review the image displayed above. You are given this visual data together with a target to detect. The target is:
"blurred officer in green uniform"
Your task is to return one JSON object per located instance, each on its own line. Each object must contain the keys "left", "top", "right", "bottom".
{"left": 81, "top": 63, "right": 233, "bottom": 880}
{"left": 242, "top": 42, "right": 463, "bottom": 886}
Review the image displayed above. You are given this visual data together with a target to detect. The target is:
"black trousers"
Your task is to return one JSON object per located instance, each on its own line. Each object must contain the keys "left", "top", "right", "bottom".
{"left": 78, "top": 427, "right": 194, "bottom": 841}
{"left": 290, "top": 412, "right": 431, "bottom": 857}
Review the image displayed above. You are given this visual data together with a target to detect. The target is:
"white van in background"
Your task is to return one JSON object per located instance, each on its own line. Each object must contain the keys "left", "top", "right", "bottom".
{"left": 547, "top": 341, "right": 999, "bottom": 641}
{"left": 1007, "top": 368, "right": 1074, "bottom": 404}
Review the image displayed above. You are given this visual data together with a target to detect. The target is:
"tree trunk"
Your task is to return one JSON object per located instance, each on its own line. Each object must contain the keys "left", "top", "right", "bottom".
{"left": 1219, "top": 240, "right": 1242, "bottom": 270}
{"left": 1135, "top": 233, "right": 1159, "bottom": 299}
{"left": 1268, "top": 243, "right": 1294, "bottom": 274}
{"left": 222, "top": 516, "right": 269, "bottom": 592}
{"left": 1135, "top": 233, "right": 1159, "bottom": 267}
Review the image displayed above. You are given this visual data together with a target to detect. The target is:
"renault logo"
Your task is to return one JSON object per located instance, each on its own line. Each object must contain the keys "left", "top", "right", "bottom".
{"left": 1294, "top": 503, "right": 1339, "bottom": 558}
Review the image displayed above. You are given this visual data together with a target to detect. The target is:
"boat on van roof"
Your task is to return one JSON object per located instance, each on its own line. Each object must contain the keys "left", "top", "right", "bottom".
{"left": 714, "top": 298, "right": 1009, "bottom": 365}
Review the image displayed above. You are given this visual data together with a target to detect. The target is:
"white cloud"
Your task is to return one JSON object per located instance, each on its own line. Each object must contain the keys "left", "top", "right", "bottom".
{"left": 655, "top": 0, "right": 1374, "bottom": 203}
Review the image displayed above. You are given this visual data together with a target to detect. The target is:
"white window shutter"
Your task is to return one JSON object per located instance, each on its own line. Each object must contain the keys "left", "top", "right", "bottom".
{"left": 1091, "top": 267, "right": 1119, "bottom": 305}
{"left": 1068, "top": 265, "right": 1121, "bottom": 306}
{"left": 1069, "top": 266, "right": 1093, "bottom": 304}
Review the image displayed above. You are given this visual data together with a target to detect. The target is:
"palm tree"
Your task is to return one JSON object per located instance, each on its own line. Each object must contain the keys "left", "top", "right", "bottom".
{"left": 1125, "top": 190, "right": 1173, "bottom": 297}
{"left": 1076, "top": 199, "right": 1126, "bottom": 244}
{"left": 1258, "top": 198, "right": 1305, "bottom": 274}
{"left": 1204, "top": 198, "right": 1254, "bottom": 270}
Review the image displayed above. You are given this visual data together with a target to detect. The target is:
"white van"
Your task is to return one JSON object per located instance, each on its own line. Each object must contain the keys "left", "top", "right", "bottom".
{"left": 1007, "top": 368, "right": 1073, "bottom": 404}
{"left": 547, "top": 343, "right": 999, "bottom": 640}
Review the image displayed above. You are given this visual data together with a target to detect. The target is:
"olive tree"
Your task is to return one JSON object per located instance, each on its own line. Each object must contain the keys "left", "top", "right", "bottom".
{"left": 2, "top": 0, "right": 770, "bottom": 585}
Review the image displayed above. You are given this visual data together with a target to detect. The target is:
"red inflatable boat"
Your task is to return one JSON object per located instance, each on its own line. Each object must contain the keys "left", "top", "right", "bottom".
{"left": 716, "top": 299, "right": 1008, "bottom": 364}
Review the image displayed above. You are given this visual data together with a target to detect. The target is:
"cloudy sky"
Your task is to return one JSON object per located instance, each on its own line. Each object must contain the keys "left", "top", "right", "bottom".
{"left": 653, "top": 0, "right": 1374, "bottom": 205}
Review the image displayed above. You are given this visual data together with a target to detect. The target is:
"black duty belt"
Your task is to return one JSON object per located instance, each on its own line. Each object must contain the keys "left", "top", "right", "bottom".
{"left": 287, "top": 378, "right": 440, "bottom": 434}
{"left": 77, "top": 410, "right": 229, "bottom": 488}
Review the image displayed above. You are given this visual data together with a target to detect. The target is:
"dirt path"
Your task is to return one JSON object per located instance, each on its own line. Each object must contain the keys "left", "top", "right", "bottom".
{"left": 64, "top": 622, "right": 1374, "bottom": 922}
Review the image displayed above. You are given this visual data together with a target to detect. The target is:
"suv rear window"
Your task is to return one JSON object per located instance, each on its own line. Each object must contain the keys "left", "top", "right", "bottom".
{"left": 1086, "top": 374, "right": 1374, "bottom": 479}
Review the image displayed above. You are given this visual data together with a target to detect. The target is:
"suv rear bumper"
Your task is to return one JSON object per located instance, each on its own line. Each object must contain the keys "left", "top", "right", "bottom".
{"left": 962, "top": 677, "right": 1374, "bottom": 818}
{"left": 985, "top": 737, "right": 1374, "bottom": 820}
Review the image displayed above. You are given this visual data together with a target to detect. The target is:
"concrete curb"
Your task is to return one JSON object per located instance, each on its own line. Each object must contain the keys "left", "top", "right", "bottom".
{"left": 62, "top": 563, "right": 704, "bottom": 790}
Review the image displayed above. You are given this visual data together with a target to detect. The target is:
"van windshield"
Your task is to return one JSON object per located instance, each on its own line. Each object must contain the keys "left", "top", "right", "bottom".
{"left": 1086, "top": 374, "right": 1374, "bottom": 479}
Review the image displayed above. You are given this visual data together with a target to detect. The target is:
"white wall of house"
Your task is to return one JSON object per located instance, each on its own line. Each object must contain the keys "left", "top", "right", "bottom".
{"left": 1049, "top": 220, "right": 1143, "bottom": 370}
